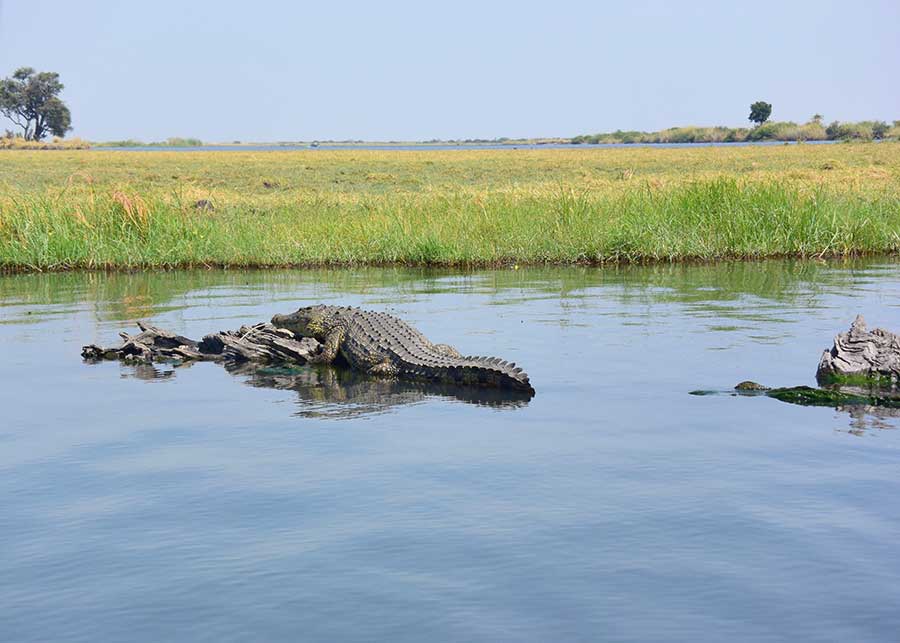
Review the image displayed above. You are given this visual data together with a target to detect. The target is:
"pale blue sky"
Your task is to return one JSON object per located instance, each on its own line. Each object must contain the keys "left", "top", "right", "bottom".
{"left": 1, "top": 0, "right": 897, "bottom": 141}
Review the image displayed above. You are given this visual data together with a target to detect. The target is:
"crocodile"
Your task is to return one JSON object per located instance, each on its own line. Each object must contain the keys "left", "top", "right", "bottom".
{"left": 271, "top": 305, "right": 535, "bottom": 394}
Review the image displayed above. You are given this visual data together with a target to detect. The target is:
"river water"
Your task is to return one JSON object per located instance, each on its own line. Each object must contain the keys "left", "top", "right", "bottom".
{"left": 2, "top": 260, "right": 899, "bottom": 642}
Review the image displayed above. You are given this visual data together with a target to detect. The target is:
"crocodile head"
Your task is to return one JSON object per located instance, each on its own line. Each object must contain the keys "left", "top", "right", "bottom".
{"left": 272, "top": 305, "right": 332, "bottom": 339}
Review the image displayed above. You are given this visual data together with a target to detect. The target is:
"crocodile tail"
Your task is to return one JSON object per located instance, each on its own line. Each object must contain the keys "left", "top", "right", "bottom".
{"left": 461, "top": 355, "right": 535, "bottom": 394}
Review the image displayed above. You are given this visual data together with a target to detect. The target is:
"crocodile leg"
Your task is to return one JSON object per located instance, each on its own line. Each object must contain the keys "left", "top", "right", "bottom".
{"left": 306, "top": 328, "right": 344, "bottom": 364}
{"left": 368, "top": 360, "right": 399, "bottom": 376}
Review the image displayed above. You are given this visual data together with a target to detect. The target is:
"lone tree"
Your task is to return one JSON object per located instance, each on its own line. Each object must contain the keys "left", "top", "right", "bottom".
{"left": 0, "top": 67, "right": 72, "bottom": 140}
{"left": 748, "top": 101, "right": 772, "bottom": 126}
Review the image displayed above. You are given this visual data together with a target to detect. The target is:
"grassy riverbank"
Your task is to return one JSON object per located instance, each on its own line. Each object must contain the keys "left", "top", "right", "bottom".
{"left": 1, "top": 144, "right": 898, "bottom": 270}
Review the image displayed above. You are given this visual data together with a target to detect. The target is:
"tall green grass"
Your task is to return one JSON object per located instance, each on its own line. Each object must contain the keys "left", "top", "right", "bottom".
{"left": 2, "top": 179, "right": 898, "bottom": 270}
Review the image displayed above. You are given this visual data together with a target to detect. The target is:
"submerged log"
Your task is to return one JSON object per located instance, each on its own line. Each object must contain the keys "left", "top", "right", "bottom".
{"left": 82, "top": 321, "right": 322, "bottom": 366}
{"left": 817, "top": 315, "right": 900, "bottom": 385}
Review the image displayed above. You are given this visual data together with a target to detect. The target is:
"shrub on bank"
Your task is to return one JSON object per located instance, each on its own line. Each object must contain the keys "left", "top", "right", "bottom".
{"left": 162, "top": 137, "right": 203, "bottom": 147}
{"left": 825, "top": 121, "right": 893, "bottom": 141}
{"left": 746, "top": 121, "right": 827, "bottom": 142}
{"left": 94, "top": 139, "right": 147, "bottom": 147}
{"left": 0, "top": 134, "right": 90, "bottom": 150}
{"left": 93, "top": 137, "right": 204, "bottom": 147}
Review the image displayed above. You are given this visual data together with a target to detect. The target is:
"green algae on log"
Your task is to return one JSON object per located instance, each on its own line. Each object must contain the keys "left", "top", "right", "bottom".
{"left": 766, "top": 385, "right": 900, "bottom": 409}
{"left": 816, "top": 372, "right": 896, "bottom": 388}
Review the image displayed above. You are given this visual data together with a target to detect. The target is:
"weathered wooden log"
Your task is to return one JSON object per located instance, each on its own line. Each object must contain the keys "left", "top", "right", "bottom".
{"left": 131, "top": 321, "right": 199, "bottom": 350}
{"left": 816, "top": 315, "right": 900, "bottom": 384}
{"left": 82, "top": 321, "right": 321, "bottom": 366}
{"left": 201, "top": 323, "right": 320, "bottom": 363}
{"left": 81, "top": 321, "right": 212, "bottom": 364}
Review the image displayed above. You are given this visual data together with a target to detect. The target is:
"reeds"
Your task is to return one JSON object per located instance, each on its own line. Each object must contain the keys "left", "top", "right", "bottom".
{"left": 1, "top": 145, "right": 898, "bottom": 270}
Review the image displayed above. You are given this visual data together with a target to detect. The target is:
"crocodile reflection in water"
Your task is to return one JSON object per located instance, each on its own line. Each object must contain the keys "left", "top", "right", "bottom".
{"left": 226, "top": 362, "right": 532, "bottom": 419}
{"left": 122, "top": 363, "right": 176, "bottom": 381}
{"left": 117, "top": 360, "right": 532, "bottom": 419}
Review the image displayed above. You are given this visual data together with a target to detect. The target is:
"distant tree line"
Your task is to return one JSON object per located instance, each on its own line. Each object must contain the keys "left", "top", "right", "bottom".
{"left": 574, "top": 119, "right": 897, "bottom": 145}
{"left": 573, "top": 100, "right": 897, "bottom": 145}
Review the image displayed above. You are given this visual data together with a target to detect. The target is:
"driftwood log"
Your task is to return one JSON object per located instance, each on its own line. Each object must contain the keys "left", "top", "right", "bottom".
{"left": 199, "top": 323, "right": 321, "bottom": 363}
{"left": 82, "top": 321, "right": 321, "bottom": 365}
{"left": 817, "top": 315, "right": 900, "bottom": 384}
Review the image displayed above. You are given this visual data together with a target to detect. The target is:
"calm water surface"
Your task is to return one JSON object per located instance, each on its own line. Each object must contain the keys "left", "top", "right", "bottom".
{"left": 2, "top": 260, "right": 899, "bottom": 642}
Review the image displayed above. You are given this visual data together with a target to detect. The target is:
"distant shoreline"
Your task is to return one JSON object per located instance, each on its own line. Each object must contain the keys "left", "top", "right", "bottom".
{"left": 85, "top": 140, "right": 841, "bottom": 153}
{"left": 3, "top": 118, "right": 895, "bottom": 151}
{"left": 89, "top": 119, "right": 897, "bottom": 149}
{"left": 91, "top": 138, "right": 572, "bottom": 149}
